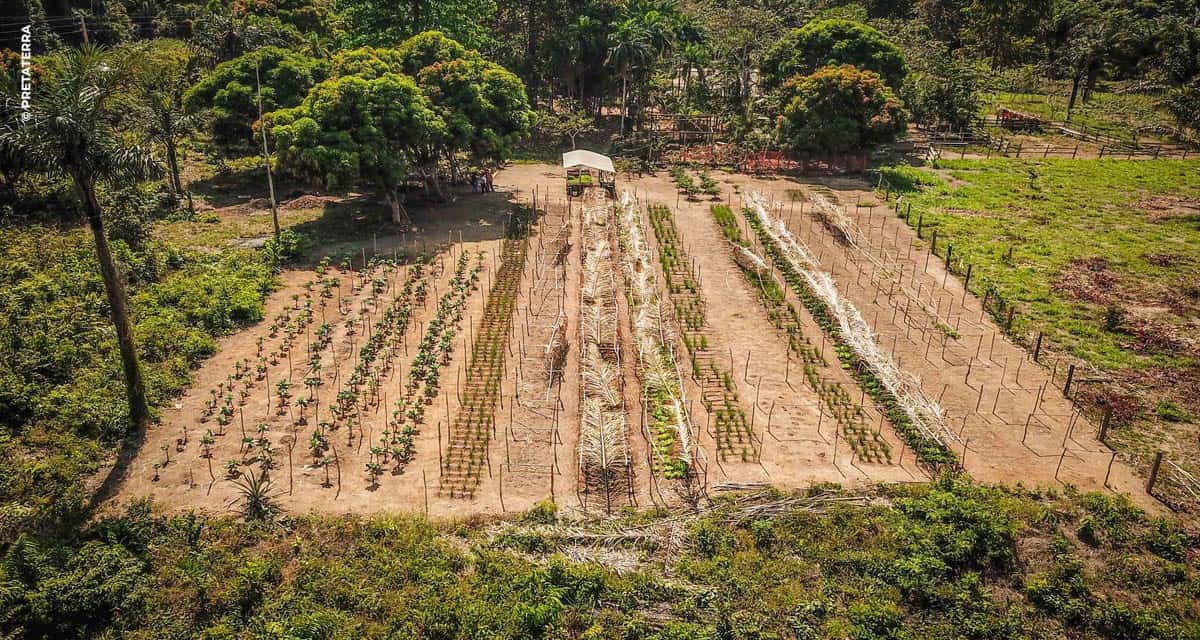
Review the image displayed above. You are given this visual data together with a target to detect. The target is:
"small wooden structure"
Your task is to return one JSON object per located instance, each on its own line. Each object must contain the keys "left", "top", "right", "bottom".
{"left": 996, "top": 107, "right": 1045, "bottom": 132}
{"left": 563, "top": 149, "right": 616, "bottom": 197}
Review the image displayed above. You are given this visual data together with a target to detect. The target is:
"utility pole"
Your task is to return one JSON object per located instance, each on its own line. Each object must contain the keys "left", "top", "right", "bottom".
{"left": 255, "top": 62, "right": 280, "bottom": 239}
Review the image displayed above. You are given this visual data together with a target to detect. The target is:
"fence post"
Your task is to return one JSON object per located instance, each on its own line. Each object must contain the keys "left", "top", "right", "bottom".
{"left": 1098, "top": 405, "right": 1112, "bottom": 443}
{"left": 1033, "top": 331, "right": 1043, "bottom": 362}
{"left": 1146, "top": 451, "right": 1165, "bottom": 495}
{"left": 931, "top": 229, "right": 938, "bottom": 255}
{"left": 1063, "top": 363, "right": 1076, "bottom": 397}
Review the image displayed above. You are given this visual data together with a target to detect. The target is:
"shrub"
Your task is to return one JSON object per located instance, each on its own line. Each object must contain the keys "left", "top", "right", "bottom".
{"left": 524, "top": 498, "right": 558, "bottom": 525}
{"left": 264, "top": 229, "right": 309, "bottom": 264}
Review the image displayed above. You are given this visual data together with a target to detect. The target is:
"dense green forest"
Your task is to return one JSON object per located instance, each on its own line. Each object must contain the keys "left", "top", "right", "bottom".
{"left": 0, "top": 1, "right": 1198, "bottom": 638}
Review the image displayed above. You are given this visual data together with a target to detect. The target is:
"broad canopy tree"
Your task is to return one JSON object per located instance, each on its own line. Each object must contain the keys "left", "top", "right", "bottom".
{"left": 762, "top": 19, "right": 908, "bottom": 92}
{"left": 266, "top": 32, "right": 532, "bottom": 228}
{"left": 903, "top": 52, "right": 981, "bottom": 129}
{"left": 185, "top": 46, "right": 329, "bottom": 152}
{"left": 268, "top": 73, "right": 443, "bottom": 228}
{"left": 776, "top": 64, "right": 907, "bottom": 155}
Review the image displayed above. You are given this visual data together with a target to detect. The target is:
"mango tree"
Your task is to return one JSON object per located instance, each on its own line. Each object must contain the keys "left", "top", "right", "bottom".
{"left": 268, "top": 72, "right": 445, "bottom": 228}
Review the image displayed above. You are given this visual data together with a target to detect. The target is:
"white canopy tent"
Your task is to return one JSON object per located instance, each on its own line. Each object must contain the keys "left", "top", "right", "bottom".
{"left": 562, "top": 149, "right": 616, "bottom": 195}
{"left": 562, "top": 149, "right": 615, "bottom": 174}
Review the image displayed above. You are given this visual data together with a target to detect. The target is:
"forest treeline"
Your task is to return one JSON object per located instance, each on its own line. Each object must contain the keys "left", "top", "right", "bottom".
{"left": 5, "top": 0, "right": 1200, "bottom": 146}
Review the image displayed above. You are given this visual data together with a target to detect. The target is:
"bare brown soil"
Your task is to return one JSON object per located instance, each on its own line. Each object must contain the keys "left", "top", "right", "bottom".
{"left": 623, "top": 175, "right": 922, "bottom": 491}
{"left": 1135, "top": 195, "right": 1200, "bottom": 222}
{"left": 113, "top": 165, "right": 661, "bottom": 519}
{"left": 110, "top": 162, "right": 1164, "bottom": 519}
{"left": 625, "top": 168, "right": 1158, "bottom": 511}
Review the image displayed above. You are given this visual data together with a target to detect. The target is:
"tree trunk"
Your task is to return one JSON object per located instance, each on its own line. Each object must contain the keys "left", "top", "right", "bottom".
{"left": 385, "top": 189, "right": 411, "bottom": 229}
{"left": 524, "top": 0, "right": 539, "bottom": 105}
{"left": 682, "top": 64, "right": 690, "bottom": 111}
{"left": 73, "top": 172, "right": 150, "bottom": 430}
{"left": 166, "top": 138, "right": 183, "bottom": 194}
{"left": 1082, "top": 62, "right": 1100, "bottom": 104}
{"left": 427, "top": 169, "right": 446, "bottom": 202}
{"left": 445, "top": 148, "right": 459, "bottom": 186}
{"left": 1067, "top": 74, "right": 1082, "bottom": 121}
{"left": 620, "top": 75, "right": 628, "bottom": 135}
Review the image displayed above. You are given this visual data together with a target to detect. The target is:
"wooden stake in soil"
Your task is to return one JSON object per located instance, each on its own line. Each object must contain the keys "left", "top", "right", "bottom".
{"left": 1104, "top": 451, "right": 1117, "bottom": 488}
{"left": 1098, "top": 405, "right": 1112, "bottom": 443}
{"left": 1146, "top": 451, "right": 1165, "bottom": 495}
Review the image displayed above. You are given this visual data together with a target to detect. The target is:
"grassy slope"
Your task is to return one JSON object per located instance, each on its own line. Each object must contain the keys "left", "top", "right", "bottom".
{"left": 2, "top": 477, "right": 1197, "bottom": 639}
{"left": 879, "top": 159, "right": 1200, "bottom": 483}
{"left": 981, "top": 86, "right": 1179, "bottom": 143}
{"left": 0, "top": 200, "right": 278, "bottom": 540}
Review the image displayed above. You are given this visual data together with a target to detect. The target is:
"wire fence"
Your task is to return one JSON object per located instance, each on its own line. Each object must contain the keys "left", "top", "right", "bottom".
{"left": 871, "top": 169, "right": 1199, "bottom": 513}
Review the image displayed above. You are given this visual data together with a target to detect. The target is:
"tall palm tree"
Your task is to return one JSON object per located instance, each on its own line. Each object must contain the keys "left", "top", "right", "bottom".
{"left": 677, "top": 42, "right": 710, "bottom": 111}
{"left": 132, "top": 40, "right": 201, "bottom": 195}
{"left": 607, "top": 19, "right": 653, "bottom": 135}
{"left": 0, "top": 46, "right": 160, "bottom": 430}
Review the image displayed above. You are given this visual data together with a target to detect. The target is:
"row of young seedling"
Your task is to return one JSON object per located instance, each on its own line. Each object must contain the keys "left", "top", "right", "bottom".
{"left": 369, "top": 251, "right": 481, "bottom": 481}
{"left": 324, "top": 262, "right": 431, "bottom": 487}
{"left": 190, "top": 267, "right": 341, "bottom": 486}
{"left": 741, "top": 193, "right": 955, "bottom": 466}
{"left": 647, "top": 204, "right": 757, "bottom": 462}
{"left": 442, "top": 238, "right": 529, "bottom": 496}
{"left": 192, "top": 256, "right": 410, "bottom": 491}
{"left": 616, "top": 193, "right": 694, "bottom": 480}
{"left": 271, "top": 257, "right": 426, "bottom": 491}
{"left": 711, "top": 204, "right": 892, "bottom": 464}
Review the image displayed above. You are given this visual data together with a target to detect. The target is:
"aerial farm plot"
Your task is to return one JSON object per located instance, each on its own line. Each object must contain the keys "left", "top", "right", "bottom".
{"left": 118, "top": 163, "right": 1155, "bottom": 516}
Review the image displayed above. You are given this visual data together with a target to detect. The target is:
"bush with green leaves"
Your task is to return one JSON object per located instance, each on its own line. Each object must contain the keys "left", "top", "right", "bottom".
{"left": 902, "top": 54, "right": 982, "bottom": 129}
{"left": 2, "top": 476, "right": 1198, "bottom": 639}
{"left": 263, "top": 228, "right": 309, "bottom": 264}
{"left": 1163, "top": 81, "right": 1200, "bottom": 136}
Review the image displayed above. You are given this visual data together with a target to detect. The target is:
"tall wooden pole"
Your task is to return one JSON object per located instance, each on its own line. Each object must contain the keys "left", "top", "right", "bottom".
{"left": 255, "top": 62, "right": 280, "bottom": 239}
